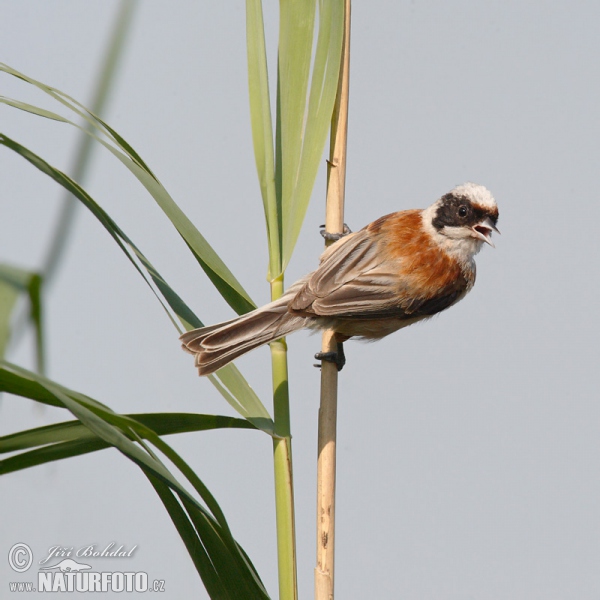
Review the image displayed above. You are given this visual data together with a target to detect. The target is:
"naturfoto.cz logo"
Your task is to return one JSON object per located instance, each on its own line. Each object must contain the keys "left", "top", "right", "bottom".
{"left": 7, "top": 542, "right": 165, "bottom": 594}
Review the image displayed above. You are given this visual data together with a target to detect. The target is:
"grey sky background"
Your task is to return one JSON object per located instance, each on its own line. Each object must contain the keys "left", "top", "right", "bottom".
{"left": 1, "top": 1, "right": 599, "bottom": 598}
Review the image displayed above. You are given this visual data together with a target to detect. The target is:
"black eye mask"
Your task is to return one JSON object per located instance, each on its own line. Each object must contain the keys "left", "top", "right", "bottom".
{"left": 432, "top": 193, "right": 498, "bottom": 231}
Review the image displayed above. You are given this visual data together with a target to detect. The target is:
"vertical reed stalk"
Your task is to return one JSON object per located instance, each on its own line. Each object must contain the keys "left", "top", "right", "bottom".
{"left": 271, "top": 274, "right": 298, "bottom": 600}
{"left": 315, "top": 1, "right": 351, "bottom": 598}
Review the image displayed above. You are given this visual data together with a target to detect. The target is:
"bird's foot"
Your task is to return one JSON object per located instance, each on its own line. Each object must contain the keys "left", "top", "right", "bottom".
{"left": 314, "top": 342, "right": 346, "bottom": 371}
{"left": 320, "top": 223, "right": 352, "bottom": 242}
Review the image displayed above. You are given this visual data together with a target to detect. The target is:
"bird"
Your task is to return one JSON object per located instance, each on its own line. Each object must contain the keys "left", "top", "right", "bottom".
{"left": 181, "top": 182, "right": 499, "bottom": 376}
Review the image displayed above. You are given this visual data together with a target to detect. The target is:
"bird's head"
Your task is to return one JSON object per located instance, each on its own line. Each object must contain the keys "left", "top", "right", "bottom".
{"left": 422, "top": 182, "right": 500, "bottom": 263}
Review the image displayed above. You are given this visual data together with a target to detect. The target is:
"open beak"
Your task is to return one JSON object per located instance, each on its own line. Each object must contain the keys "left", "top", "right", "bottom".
{"left": 471, "top": 217, "right": 500, "bottom": 247}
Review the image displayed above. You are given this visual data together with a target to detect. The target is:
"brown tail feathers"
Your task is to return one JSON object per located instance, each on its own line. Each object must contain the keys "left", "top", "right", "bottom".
{"left": 180, "top": 297, "right": 308, "bottom": 376}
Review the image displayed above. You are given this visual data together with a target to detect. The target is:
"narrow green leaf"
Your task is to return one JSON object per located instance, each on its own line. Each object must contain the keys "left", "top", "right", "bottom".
{"left": 180, "top": 494, "right": 270, "bottom": 599}
{"left": 0, "top": 413, "right": 255, "bottom": 454}
{"left": 0, "top": 439, "right": 108, "bottom": 475}
{"left": 281, "top": 0, "right": 345, "bottom": 267}
{"left": 0, "top": 361, "right": 109, "bottom": 410}
{"left": 0, "top": 98, "right": 69, "bottom": 122}
{"left": 246, "top": 0, "right": 280, "bottom": 279}
{"left": 208, "top": 368, "right": 273, "bottom": 433}
{"left": 276, "top": 0, "right": 317, "bottom": 277}
{"left": 147, "top": 475, "right": 230, "bottom": 598}
{"left": 149, "top": 474, "right": 271, "bottom": 600}
{"left": 0, "top": 412, "right": 255, "bottom": 479}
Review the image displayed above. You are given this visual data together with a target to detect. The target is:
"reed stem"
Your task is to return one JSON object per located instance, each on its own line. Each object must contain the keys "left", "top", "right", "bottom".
{"left": 315, "top": 2, "right": 351, "bottom": 598}
{"left": 271, "top": 274, "right": 298, "bottom": 600}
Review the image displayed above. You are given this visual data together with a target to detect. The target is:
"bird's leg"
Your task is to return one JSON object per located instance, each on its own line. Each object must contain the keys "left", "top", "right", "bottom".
{"left": 314, "top": 342, "right": 346, "bottom": 371}
{"left": 319, "top": 223, "right": 352, "bottom": 242}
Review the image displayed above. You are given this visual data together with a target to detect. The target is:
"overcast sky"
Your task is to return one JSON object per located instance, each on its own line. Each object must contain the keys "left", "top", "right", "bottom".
{"left": 2, "top": 1, "right": 600, "bottom": 598}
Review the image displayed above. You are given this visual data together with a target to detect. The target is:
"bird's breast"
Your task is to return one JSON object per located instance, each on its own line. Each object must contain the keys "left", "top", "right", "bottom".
{"left": 373, "top": 210, "right": 474, "bottom": 298}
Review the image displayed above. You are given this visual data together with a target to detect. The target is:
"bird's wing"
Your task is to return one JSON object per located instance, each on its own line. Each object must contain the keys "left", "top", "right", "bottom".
{"left": 289, "top": 228, "right": 403, "bottom": 317}
{"left": 289, "top": 226, "right": 469, "bottom": 319}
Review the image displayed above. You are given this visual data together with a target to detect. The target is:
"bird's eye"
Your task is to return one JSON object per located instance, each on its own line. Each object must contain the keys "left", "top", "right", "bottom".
{"left": 458, "top": 205, "right": 468, "bottom": 218}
